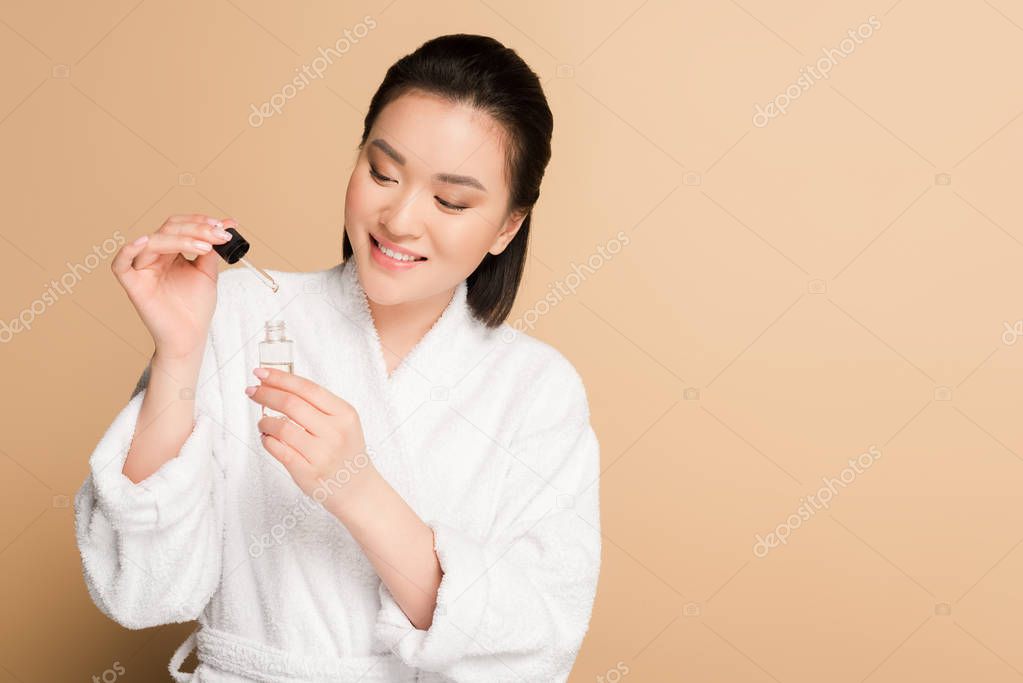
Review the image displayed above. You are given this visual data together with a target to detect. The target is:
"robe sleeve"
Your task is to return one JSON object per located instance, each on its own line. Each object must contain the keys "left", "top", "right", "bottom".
{"left": 374, "top": 357, "right": 602, "bottom": 682}
{"left": 73, "top": 329, "right": 227, "bottom": 630}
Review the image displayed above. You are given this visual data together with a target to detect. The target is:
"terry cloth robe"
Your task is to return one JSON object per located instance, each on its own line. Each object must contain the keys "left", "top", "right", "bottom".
{"left": 73, "top": 257, "right": 602, "bottom": 683}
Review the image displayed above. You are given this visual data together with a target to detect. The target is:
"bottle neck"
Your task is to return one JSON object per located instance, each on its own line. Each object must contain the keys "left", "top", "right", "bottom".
{"left": 264, "top": 322, "right": 287, "bottom": 342}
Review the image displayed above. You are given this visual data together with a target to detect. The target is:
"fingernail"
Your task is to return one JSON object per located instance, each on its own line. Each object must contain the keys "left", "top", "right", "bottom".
{"left": 253, "top": 368, "right": 269, "bottom": 379}
{"left": 132, "top": 235, "right": 149, "bottom": 246}
{"left": 213, "top": 229, "right": 232, "bottom": 240}
{"left": 193, "top": 240, "right": 212, "bottom": 252}
{"left": 245, "top": 386, "right": 257, "bottom": 396}
{"left": 206, "top": 218, "right": 223, "bottom": 228}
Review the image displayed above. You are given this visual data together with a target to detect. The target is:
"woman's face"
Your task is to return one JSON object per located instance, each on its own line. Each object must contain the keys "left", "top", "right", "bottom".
{"left": 343, "top": 90, "right": 527, "bottom": 306}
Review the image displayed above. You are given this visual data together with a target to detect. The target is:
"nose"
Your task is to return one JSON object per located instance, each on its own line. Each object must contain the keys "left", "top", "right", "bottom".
{"left": 380, "top": 187, "right": 426, "bottom": 240}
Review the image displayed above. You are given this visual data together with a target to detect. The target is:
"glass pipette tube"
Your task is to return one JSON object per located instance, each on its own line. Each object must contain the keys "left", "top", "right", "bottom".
{"left": 239, "top": 257, "right": 279, "bottom": 292}
{"left": 212, "top": 226, "right": 280, "bottom": 293}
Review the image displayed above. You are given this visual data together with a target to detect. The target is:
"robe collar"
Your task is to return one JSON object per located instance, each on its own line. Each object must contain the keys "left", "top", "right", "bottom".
{"left": 327, "top": 256, "right": 474, "bottom": 388}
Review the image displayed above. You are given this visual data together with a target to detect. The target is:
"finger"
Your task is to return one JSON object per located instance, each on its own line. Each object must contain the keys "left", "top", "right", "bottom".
{"left": 111, "top": 234, "right": 152, "bottom": 279}
{"left": 159, "top": 221, "right": 233, "bottom": 244}
{"left": 258, "top": 414, "right": 316, "bottom": 458}
{"left": 247, "top": 383, "right": 331, "bottom": 437}
{"left": 253, "top": 367, "right": 347, "bottom": 417}
{"left": 192, "top": 245, "right": 222, "bottom": 280}
{"left": 164, "top": 214, "right": 225, "bottom": 227}
{"left": 131, "top": 233, "right": 217, "bottom": 270}
{"left": 158, "top": 222, "right": 231, "bottom": 278}
{"left": 260, "top": 431, "right": 311, "bottom": 470}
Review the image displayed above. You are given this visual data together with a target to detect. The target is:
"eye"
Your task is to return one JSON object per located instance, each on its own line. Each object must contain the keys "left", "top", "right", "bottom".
{"left": 436, "top": 197, "right": 469, "bottom": 212}
{"left": 369, "top": 165, "right": 393, "bottom": 183}
{"left": 370, "top": 164, "right": 469, "bottom": 213}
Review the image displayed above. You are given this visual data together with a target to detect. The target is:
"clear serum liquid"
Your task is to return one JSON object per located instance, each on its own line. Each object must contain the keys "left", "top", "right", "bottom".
{"left": 258, "top": 320, "right": 294, "bottom": 419}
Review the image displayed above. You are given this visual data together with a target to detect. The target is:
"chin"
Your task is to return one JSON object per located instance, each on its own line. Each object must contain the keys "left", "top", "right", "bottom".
{"left": 363, "top": 284, "right": 407, "bottom": 307}
{"left": 355, "top": 258, "right": 412, "bottom": 305}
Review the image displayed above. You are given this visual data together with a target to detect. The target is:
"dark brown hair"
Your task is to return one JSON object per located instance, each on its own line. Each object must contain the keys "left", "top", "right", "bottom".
{"left": 342, "top": 33, "right": 553, "bottom": 328}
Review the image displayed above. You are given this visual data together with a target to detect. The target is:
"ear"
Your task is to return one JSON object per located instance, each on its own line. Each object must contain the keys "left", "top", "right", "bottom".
{"left": 487, "top": 207, "right": 530, "bottom": 256}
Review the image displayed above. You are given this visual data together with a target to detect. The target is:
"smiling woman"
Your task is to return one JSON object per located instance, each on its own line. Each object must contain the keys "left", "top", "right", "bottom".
{"left": 74, "top": 33, "right": 600, "bottom": 683}
{"left": 341, "top": 34, "right": 552, "bottom": 329}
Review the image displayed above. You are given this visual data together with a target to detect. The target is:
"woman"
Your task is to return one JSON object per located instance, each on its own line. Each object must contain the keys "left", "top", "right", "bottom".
{"left": 74, "top": 34, "right": 601, "bottom": 682}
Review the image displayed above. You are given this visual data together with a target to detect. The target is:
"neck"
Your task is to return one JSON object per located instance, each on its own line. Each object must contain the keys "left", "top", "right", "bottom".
{"left": 367, "top": 286, "right": 456, "bottom": 365}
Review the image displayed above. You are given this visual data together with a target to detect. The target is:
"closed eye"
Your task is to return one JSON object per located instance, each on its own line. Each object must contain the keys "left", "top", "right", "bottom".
{"left": 436, "top": 197, "right": 468, "bottom": 212}
{"left": 369, "top": 165, "right": 469, "bottom": 213}
{"left": 368, "top": 166, "right": 393, "bottom": 184}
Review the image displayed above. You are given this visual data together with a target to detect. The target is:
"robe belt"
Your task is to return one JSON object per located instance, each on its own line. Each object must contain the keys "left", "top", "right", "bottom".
{"left": 169, "top": 624, "right": 418, "bottom": 682}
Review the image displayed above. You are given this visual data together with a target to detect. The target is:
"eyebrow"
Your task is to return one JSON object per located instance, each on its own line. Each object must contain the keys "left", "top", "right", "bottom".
{"left": 370, "top": 138, "right": 487, "bottom": 192}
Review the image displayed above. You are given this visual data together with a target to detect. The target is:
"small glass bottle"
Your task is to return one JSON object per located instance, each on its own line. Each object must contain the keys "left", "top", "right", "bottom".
{"left": 259, "top": 320, "right": 294, "bottom": 419}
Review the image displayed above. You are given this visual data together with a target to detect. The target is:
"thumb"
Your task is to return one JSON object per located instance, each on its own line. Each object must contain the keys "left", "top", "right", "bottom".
{"left": 193, "top": 248, "right": 221, "bottom": 280}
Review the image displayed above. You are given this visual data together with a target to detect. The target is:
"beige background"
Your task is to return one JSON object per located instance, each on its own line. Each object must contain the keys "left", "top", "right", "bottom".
{"left": 1, "top": 0, "right": 1022, "bottom": 680}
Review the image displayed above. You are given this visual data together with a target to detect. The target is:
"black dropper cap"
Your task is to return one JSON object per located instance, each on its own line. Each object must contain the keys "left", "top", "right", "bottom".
{"left": 212, "top": 227, "right": 250, "bottom": 264}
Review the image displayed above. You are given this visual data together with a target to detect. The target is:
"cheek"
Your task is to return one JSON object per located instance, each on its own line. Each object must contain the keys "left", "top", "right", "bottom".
{"left": 433, "top": 218, "right": 499, "bottom": 263}
{"left": 344, "top": 171, "right": 371, "bottom": 218}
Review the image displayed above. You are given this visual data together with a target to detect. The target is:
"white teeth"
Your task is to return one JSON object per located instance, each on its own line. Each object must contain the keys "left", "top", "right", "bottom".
{"left": 377, "top": 241, "right": 421, "bottom": 261}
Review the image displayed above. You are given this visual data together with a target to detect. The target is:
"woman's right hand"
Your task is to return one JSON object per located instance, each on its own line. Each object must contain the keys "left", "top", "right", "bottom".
{"left": 111, "top": 214, "right": 235, "bottom": 361}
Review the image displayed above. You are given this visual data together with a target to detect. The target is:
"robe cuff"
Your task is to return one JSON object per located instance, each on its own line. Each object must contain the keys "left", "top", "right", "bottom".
{"left": 88, "top": 389, "right": 216, "bottom": 534}
{"left": 374, "top": 520, "right": 489, "bottom": 668}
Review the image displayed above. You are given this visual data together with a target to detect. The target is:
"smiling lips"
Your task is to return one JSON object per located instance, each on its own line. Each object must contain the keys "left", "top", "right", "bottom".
{"left": 370, "top": 233, "right": 426, "bottom": 260}
{"left": 369, "top": 234, "right": 428, "bottom": 270}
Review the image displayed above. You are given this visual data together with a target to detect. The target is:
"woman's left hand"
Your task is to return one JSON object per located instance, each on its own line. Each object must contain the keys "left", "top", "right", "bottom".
{"left": 245, "top": 367, "right": 377, "bottom": 506}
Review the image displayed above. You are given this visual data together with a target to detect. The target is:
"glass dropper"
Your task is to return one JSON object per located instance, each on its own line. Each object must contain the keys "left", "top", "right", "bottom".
{"left": 212, "top": 227, "right": 280, "bottom": 293}
{"left": 237, "top": 257, "right": 279, "bottom": 292}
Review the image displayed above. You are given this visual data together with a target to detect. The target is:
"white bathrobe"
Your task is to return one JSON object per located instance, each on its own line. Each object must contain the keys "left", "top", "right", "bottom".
{"left": 74, "top": 257, "right": 602, "bottom": 683}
